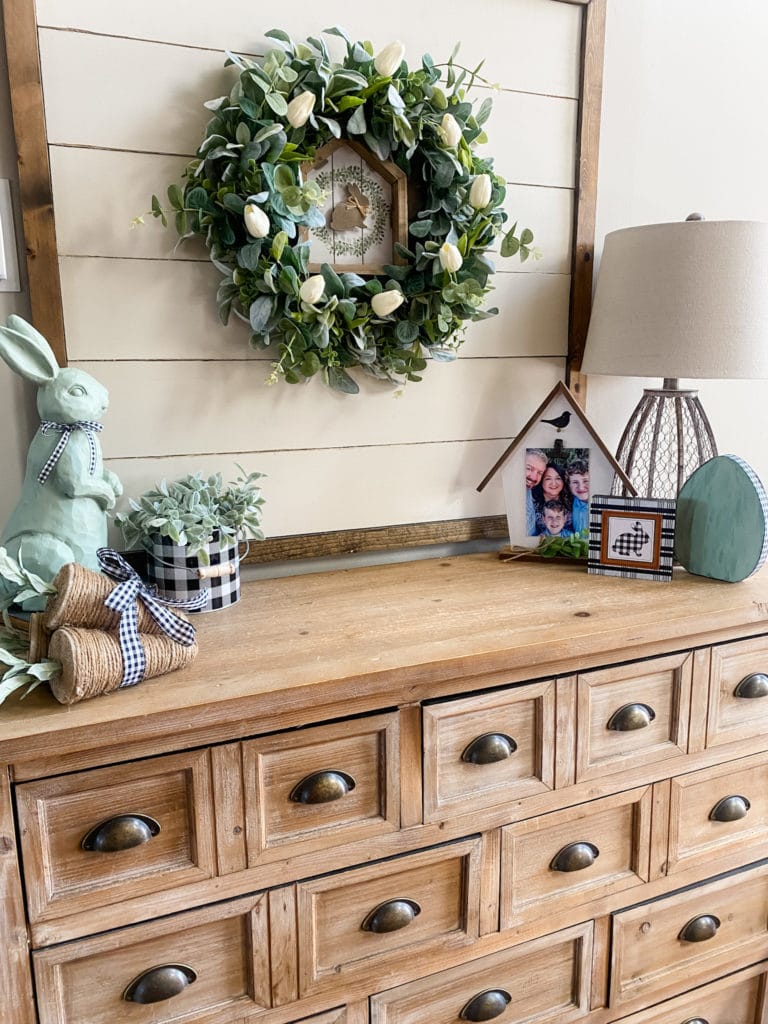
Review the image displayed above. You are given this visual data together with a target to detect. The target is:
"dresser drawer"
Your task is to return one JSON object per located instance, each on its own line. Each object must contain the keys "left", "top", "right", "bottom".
{"left": 610, "top": 861, "right": 768, "bottom": 1012}
{"left": 575, "top": 652, "right": 692, "bottom": 781}
{"left": 33, "top": 891, "right": 271, "bottom": 1024}
{"left": 500, "top": 786, "right": 652, "bottom": 928}
{"left": 370, "top": 921, "right": 594, "bottom": 1024}
{"left": 16, "top": 749, "right": 216, "bottom": 925}
{"left": 242, "top": 713, "right": 400, "bottom": 864}
{"left": 423, "top": 681, "right": 555, "bottom": 822}
{"left": 667, "top": 752, "right": 768, "bottom": 875}
{"left": 613, "top": 960, "right": 768, "bottom": 1024}
{"left": 297, "top": 838, "right": 481, "bottom": 997}
{"left": 707, "top": 637, "right": 768, "bottom": 749}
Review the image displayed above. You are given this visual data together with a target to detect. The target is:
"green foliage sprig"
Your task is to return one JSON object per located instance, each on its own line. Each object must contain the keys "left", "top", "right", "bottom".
{"left": 115, "top": 469, "right": 266, "bottom": 563}
{"left": 0, "top": 548, "right": 60, "bottom": 706}
{"left": 536, "top": 529, "right": 590, "bottom": 560}
{"left": 146, "top": 28, "right": 540, "bottom": 393}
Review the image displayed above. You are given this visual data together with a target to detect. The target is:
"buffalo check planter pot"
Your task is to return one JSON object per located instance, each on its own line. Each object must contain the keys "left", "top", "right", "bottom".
{"left": 147, "top": 531, "right": 242, "bottom": 612}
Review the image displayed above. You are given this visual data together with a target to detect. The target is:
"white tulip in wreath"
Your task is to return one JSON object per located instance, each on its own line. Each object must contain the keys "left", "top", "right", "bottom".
{"left": 148, "top": 28, "right": 539, "bottom": 394}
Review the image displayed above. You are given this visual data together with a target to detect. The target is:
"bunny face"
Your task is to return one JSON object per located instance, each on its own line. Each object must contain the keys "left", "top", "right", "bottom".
{"left": 37, "top": 367, "right": 109, "bottom": 424}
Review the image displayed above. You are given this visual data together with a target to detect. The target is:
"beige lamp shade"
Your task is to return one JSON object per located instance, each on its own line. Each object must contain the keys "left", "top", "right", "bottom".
{"left": 582, "top": 219, "right": 768, "bottom": 380}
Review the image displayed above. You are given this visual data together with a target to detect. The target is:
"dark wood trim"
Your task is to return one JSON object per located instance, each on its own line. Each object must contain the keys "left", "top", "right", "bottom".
{"left": 566, "top": 0, "right": 607, "bottom": 403}
{"left": 3, "top": 0, "right": 67, "bottom": 363}
{"left": 244, "top": 516, "right": 508, "bottom": 564}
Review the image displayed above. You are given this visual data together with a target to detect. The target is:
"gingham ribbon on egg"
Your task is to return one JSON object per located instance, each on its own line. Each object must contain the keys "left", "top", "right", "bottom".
{"left": 97, "top": 548, "right": 209, "bottom": 687}
{"left": 38, "top": 420, "right": 103, "bottom": 484}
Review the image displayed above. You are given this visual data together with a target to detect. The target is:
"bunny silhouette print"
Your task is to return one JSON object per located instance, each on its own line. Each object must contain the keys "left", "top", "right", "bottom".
{"left": 0, "top": 315, "right": 122, "bottom": 609}
{"left": 612, "top": 521, "right": 651, "bottom": 558}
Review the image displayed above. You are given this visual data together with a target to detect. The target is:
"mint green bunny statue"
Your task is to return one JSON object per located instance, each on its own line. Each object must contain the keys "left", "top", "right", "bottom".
{"left": 0, "top": 315, "right": 122, "bottom": 609}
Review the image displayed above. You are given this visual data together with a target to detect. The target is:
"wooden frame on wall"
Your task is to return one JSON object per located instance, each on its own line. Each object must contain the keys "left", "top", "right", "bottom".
{"left": 3, "top": 0, "right": 607, "bottom": 564}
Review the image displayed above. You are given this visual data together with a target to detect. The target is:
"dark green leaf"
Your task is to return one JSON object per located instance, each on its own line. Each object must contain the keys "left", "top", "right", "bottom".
{"left": 395, "top": 321, "right": 419, "bottom": 344}
{"left": 222, "top": 193, "right": 246, "bottom": 214}
{"left": 167, "top": 184, "right": 184, "bottom": 211}
{"left": 500, "top": 232, "right": 520, "bottom": 258}
{"left": 238, "top": 242, "right": 263, "bottom": 271}
{"left": 409, "top": 219, "right": 433, "bottom": 238}
{"left": 520, "top": 227, "right": 534, "bottom": 245}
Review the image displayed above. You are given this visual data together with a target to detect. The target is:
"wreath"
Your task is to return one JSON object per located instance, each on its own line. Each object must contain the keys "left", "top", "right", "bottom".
{"left": 148, "top": 27, "right": 539, "bottom": 394}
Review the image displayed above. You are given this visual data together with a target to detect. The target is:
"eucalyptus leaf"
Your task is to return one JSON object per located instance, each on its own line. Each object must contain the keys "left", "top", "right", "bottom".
{"left": 326, "top": 365, "right": 359, "bottom": 393}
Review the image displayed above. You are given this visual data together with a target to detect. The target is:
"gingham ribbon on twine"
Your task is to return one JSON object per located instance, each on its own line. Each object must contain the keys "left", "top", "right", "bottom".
{"left": 97, "top": 548, "right": 208, "bottom": 687}
{"left": 38, "top": 420, "right": 103, "bottom": 484}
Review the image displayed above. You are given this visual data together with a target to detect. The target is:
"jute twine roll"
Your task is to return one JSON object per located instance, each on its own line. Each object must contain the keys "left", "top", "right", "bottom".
{"left": 48, "top": 627, "right": 198, "bottom": 705}
{"left": 43, "top": 562, "right": 187, "bottom": 634}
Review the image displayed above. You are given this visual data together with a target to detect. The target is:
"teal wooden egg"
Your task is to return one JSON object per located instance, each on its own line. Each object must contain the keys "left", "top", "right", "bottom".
{"left": 675, "top": 455, "right": 768, "bottom": 582}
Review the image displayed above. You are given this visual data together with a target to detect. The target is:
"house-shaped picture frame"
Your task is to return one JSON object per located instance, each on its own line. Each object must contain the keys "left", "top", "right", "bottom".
{"left": 299, "top": 139, "right": 409, "bottom": 276}
{"left": 477, "top": 381, "right": 636, "bottom": 550}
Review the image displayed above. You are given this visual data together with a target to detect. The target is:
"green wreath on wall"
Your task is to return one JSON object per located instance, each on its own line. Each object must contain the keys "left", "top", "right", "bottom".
{"left": 148, "top": 27, "right": 539, "bottom": 393}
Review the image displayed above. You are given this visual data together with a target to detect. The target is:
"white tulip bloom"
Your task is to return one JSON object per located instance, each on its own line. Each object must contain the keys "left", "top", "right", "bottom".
{"left": 469, "top": 174, "right": 492, "bottom": 210}
{"left": 286, "top": 91, "right": 316, "bottom": 129}
{"left": 299, "top": 275, "right": 326, "bottom": 304}
{"left": 438, "top": 242, "right": 463, "bottom": 273}
{"left": 243, "top": 204, "right": 270, "bottom": 239}
{"left": 439, "top": 112, "right": 462, "bottom": 149}
{"left": 371, "top": 290, "right": 405, "bottom": 316}
{"left": 374, "top": 41, "right": 406, "bottom": 77}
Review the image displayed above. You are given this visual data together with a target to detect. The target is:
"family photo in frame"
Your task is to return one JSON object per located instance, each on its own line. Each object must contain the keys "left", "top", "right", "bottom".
{"left": 525, "top": 447, "right": 590, "bottom": 539}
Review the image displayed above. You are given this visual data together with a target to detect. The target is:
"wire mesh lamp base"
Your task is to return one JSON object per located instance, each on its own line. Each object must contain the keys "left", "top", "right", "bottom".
{"left": 612, "top": 378, "right": 717, "bottom": 499}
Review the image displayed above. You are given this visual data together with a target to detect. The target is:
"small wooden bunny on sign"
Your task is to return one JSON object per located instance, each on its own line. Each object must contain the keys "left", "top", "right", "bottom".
{"left": 0, "top": 316, "right": 122, "bottom": 609}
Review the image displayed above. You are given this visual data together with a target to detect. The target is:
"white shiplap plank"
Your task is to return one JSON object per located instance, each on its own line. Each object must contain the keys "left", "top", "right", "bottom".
{"left": 61, "top": 256, "right": 569, "bottom": 361}
{"left": 51, "top": 148, "right": 574, "bottom": 266}
{"left": 35, "top": 0, "right": 582, "bottom": 99}
{"left": 498, "top": 184, "right": 574, "bottom": 274}
{"left": 82, "top": 357, "right": 563, "bottom": 459}
{"left": 107, "top": 438, "right": 511, "bottom": 542}
{"left": 49, "top": 148, "right": 204, "bottom": 260}
{"left": 39, "top": 30, "right": 236, "bottom": 155}
{"left": 478, "top": 90, "right": 577, "bottom": 189}
{"left": 39, "top": 30, "right": 576, "bottom": 189}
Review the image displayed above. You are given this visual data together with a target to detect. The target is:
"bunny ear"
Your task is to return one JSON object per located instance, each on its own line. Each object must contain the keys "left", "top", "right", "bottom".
{"left": 0, "top": 315, "right": 59, "bottom": 384}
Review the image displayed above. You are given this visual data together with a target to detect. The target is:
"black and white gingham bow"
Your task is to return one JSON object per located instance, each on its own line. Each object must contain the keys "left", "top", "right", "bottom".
{"left": 97, "top": 549, "right": 208, "bottom": 687}
{"left": 38, "top": 420, "right": 103, "bottom": 484}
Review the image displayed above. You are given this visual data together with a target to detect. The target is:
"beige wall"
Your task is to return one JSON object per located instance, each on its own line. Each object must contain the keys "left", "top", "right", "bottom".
{"left": 589, "top": 0, "right": 768, "bottom": 486}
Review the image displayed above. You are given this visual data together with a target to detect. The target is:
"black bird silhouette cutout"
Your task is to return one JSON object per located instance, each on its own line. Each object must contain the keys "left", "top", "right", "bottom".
{"left": 540, "top": 411, "right": 572, "bottom": 432}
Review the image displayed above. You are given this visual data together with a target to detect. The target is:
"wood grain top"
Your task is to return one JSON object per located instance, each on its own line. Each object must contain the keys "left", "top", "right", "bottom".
{"left": 3, "top": 555, "right": 768, "bottom": 763}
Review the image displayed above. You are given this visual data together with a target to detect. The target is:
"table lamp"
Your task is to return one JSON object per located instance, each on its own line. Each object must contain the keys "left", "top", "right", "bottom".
{"left": 581, "top": 216, "right": 768, "bottom": 498}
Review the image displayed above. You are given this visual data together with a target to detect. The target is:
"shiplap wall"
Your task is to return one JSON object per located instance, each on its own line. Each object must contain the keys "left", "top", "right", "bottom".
{"left": 29, "top": 0, "right": 581, "bottom": 541}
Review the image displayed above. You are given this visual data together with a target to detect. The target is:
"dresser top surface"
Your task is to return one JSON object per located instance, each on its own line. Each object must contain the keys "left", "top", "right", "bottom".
{"left": 2, "top": 554, "right": 768, "bottom": 760}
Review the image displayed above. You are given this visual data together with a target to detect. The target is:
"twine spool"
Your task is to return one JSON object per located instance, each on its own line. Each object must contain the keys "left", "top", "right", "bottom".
{"left": 48, "top": 627, "right": 198, "bottom": 705}
{"left": 43, "top": 563, "right": 187, "bottom": 634}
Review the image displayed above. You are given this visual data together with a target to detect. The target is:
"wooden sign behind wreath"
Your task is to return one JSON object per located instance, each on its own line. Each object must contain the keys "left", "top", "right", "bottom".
{"left": 147, "top": 27, "right": 539, "bottom": 393}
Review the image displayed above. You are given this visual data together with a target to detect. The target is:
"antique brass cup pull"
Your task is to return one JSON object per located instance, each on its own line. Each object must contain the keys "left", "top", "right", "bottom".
{"left": 289, "top": 770, "right": 356, "bottom": 804}
{"left": 607, "top": 702, "right": 656, "bottom": 731}
{"left": 550, "top": 841, "right": 599, "bottom": 872}
{"left": 459, "top": 989, "right": 512, "bottom": 1021}
{"left": 679, "top": 915, "right": 720, "bottom": 942}
{"left": 123, "top": 964, "right": 197, "bottom": 1003}
{"left": 709, "top": 794, "right": 750, "bottom": 822}
{"left": 361, "top": 898, "right": 421, "bottom": 933}
{"left": 461, "top": 733, "right": 517, "bottom": 764}
{"left": 81, "top": 813, "right": 161, "bottom": 852}
{"left": 734, "top": 672, "right": 768, "bottom": 698}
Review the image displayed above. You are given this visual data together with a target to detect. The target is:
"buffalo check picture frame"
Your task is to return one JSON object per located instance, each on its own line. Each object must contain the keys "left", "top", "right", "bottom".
{"left": 588, "top": 494, "right": 677, "bottom": 582}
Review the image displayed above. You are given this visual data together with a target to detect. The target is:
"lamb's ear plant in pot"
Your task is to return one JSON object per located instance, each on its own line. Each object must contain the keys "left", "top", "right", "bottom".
{"left": 115, "top": 468, "right": 265, "bottom": 611}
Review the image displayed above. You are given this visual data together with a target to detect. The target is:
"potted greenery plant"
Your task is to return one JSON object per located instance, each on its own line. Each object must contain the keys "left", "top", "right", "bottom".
{"left": 115, "top": 468, "right": 265, "bottom": 611}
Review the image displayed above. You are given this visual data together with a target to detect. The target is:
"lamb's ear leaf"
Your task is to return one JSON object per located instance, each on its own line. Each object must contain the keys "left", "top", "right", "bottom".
{"left": 0, "top": 315, "right": 59, "bottom": 384}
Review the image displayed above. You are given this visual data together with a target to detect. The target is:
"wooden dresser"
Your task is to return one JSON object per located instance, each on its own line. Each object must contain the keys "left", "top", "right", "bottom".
{"left": 5, "top": 554, "right": 768, "bottom": 1024}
